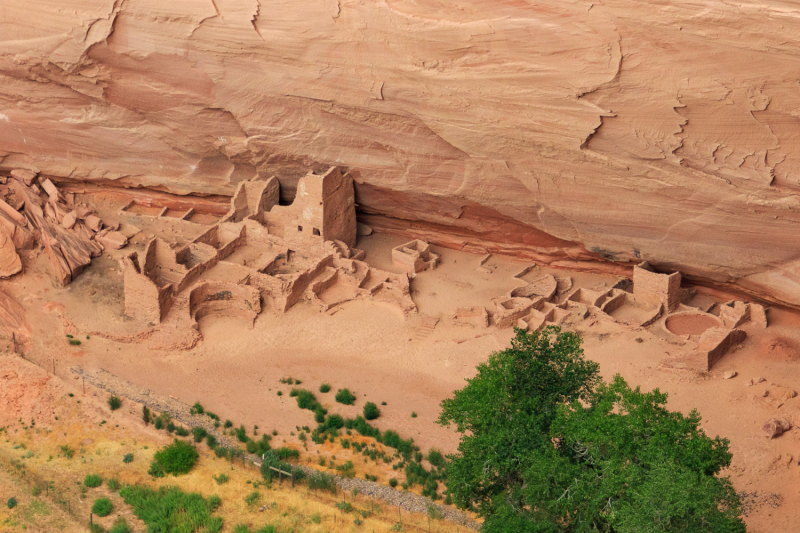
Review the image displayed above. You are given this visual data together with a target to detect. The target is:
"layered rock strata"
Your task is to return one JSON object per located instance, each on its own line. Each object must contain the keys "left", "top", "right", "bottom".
{"left": 2, "top": 0, "right": 800, "bottom": 306}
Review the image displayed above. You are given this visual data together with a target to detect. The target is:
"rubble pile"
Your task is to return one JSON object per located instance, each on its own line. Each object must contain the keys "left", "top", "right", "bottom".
{"left": 0, "top": 169, "right": 128, "bottom": 285}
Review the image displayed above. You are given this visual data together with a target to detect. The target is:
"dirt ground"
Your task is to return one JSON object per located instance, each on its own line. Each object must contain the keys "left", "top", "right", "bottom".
{"left": 3, "top": 194, "right": 800, "bottom": 531}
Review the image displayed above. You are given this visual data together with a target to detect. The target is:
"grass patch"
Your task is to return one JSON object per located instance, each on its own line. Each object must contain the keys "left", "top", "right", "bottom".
{"left": 84, "top": 474, "right": 102, "bottom": 488}
{"left": 119, "top": 485, "right": 222, "bottom": 533}
{"left": 319, "top": 383, "right": 331, "bottom": 393}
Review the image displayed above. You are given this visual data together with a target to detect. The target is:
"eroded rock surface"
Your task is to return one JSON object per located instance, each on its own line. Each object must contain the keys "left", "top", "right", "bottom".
{"left": 2, "top": 1, "right": 800, "bottom": 305}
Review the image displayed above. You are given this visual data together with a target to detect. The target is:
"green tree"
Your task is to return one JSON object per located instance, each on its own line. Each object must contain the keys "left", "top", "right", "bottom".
{"left": 438, "top": 326, "right": 745, "bottom": 532}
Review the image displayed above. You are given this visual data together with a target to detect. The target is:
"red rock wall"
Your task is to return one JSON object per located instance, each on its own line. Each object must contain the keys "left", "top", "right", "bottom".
{"left": 2, "top": 0, "right": 800, "bottom": 306}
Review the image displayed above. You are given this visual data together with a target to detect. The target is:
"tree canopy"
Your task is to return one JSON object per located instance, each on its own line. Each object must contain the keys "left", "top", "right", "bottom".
{"left": 438, "top": 326, "right": 746, "bottom": 532}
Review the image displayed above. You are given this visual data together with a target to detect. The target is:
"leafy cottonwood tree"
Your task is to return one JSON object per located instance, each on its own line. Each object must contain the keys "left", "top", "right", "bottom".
{"left": 438, "top": 326, "right": 746, "bottom": 533}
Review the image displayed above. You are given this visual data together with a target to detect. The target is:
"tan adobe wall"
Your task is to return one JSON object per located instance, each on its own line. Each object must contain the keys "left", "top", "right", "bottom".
{"left": 633, "top": 261, "right": 681, "bottom": 311}
{"left": 123, "top": 253, "right": 173, "bottom": 324}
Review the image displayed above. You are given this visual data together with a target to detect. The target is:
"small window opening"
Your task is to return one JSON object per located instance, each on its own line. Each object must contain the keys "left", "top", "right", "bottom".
{"left": 312, "top": 228, "right": 321, "bottom": 236}
{"left": 298, "top": 225, "right": 303, "bottom": 232}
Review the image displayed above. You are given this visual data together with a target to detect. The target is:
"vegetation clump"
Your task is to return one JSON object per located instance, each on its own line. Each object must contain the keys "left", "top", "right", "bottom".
{"left": 363, "top": 402, "right": 380, "bottom": 420}
{"left": 108, "top": 396, "right": 122, "bottom": 411}
{"left": 335, "top": 388, "right": 356, "bottom": 405}
{"left": 319, "top": 383, "right": 331, "bottom": 393}
{"left": 92, "top": 498, "right": 113, "bottom": 517}
{"left": 84, "top": 474, "right": 103, "bottom": 488}
{"left": 438, "top": 326, "right": 746, "bottom": 532}
{"left": 119, "top": 485, "right": 223, "bottom": 533}
{"left": 148, "top": 439, "right": 199, "bottom": 478}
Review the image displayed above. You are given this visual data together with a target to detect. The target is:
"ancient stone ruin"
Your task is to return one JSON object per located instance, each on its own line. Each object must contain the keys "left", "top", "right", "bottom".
{"left": 456, "top": 260, "right": 767, "bottom": 372}
{"left": 122, "top": 167, "right": 414, "bottom": 328}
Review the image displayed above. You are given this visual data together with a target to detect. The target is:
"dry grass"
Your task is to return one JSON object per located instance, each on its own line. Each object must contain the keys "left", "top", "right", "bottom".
{"left": 0, "top": 416, "right": 470, "bottom": 532}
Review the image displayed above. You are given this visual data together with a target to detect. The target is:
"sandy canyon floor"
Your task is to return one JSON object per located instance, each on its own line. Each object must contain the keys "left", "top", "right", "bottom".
{"left": 3, "top": 191, "right": 800, "bottom": 532}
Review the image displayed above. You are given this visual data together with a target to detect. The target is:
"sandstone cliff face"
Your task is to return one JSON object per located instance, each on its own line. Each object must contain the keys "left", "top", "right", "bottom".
{"left": 2, "top": 0, "right": 800, "bottom": 306}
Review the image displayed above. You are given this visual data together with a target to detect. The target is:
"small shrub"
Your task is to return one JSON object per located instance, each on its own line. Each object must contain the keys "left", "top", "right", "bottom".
{"left": 191, "top": 402, "right": 204, "bottom": 415}
{"left": 427, "top": 503, "right": 444, "bottom": 520}
{"left": 214, "top": 447, "right": 229, "bottom": 459}
{"left": 336, "top": 460, "right": 356, "bottom": 478}
{"left": 307, "top": 471, "right": 337, "bottom": 493}
{"left": 109, "top": 517, "right": 132, "bottom": 533}
{"left": 142, "top": 406, "right": 151, "bottom": 425}
{"left": 108, "top": 396, "right": 122, "bottom": 411}
{"left": 224, "top": 420, "right": 233, "bottom": 429}
{"left": 389, "top": 478, "right": 398, "bottom": 487}
{"left": 245, "top": 491, "right": 260, "bottom": 507}
{"left": 84, "top": 474, "right": 103, "bottom": 488}
{"left": 363, "top": 402, "right": 381, "bottom": 420}
{"left": 154, "top": 418, "right": 163, "bottom": 430}
{"left": 192, "top": 426, "right": 208, "bottom": 443}
{"left": 206, "top": 434, "right": 218, "bottom": 449}
{"left": 319, "top": 383, "right": 331, "bottom": 393}
{"left": 122, "top": 453, "right": 134, "bottom": 464}
{"left": 291, "top": 389, "right": 318, "bottom": 410}
{"left": 427, "top": 449, "right": 446, "bottom": 469}
{"left": 411, "top": 412, "right": 417, "bottom": 418}
{"left": 235, "top": 426, "right": 248, "bottom": 443}
{"left": 335, "top": 388, "right": 356, "bottom": 405}
{"left": 150, "top": 439, "right": 199, "bottom": 476}
{"left": 213, "top": 473, "right": 229, "bottom": 485}
{"left": 92, "top": 498, "right": 113, "bottom": 517}
{"left": 31, "top": 486, "right": 41, "bottom": 496}
{"left": 324, "top": 414, "right": 345, "bottom": 430}
{"left": 274, "top": 447, "right": 300, "bottom": 461}
{"left": 175, "top": 427, "right": 190, "bottom": 437}
{"left": 7, "top": 497, "right": 17, "bottom": 509}
{"left": 107, "top": 478, "right": 121, "bottom": 491}
{"left": 166, "top": 421, "right": 176, "bottom": 433}
{"left": 68, "top": 339, "right": 81, "bottom": 346}
{"left": 208, "top": 494, "right": 221, "bottom": 511}
{"left": 59, "top": 444, "right": 75, "bottom": 459}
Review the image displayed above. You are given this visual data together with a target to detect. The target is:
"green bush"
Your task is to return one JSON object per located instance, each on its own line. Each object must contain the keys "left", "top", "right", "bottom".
{"left": 107, "top": 478, "right": 121, "bottom": 491}
{"left": 306, "top": 471, "right": 337, "bottom": 493}
{"left": 291, "top": 389, "right": 318, "bottom": 410}
{"left": 260, "top": 451, "right": 292, "bottom": 483}
{"left": 245, "top": 491, "right": 260, "bottom": 507}
{"left": 92, "top": 498, "right": 113, "bottom": 517}
{"left": 175, "top": 427, "right": 190, "bottom": 437}
{"left": 192, "top": 426, "right": 207, "bottom": 443}
{"left": 108, "top": 396, "right": 122, "bottom": 411}
{"left": 142, "top": 406, "right": 151, "bottom": 426}
{"left": 319, "top": 383, "right": 331, "bottom": 393}
{"left": 149, "top": 439, "right": 199, "bottom": 477}
{"left": 208, "top": 494, "right": 221, "bottom": 511}
{"left": 363, "top": 402, "right": 381, "bottom": 420}
{"left": 274, "top": 447, "right": 300, "bottom": 461}
{"left": 324, "top": 414, "right": 345, "bottom": 430}
{"left": 84, "top": 474, "right": 103, "bottom": 488}
{"left": 335, "top": 388, "right": 356, "bottom": 405}
{"left": 191, "top": 402, "right": 204, "bottom": 415}
{"left": 109, "top": 517, "right": 132, "bottom": 533}
{"left": 119, "top": 485, "right": 221, "bottom": 532}
{"left": 389, "top": 478, "right": 398, "bottom": 488}
{"left": 235, "top": 426, "right": 248, "bottom": 443}
{"left": 213, "top": 473, "right": 229, "bottom": 485}
{"left": 6, "top": 497, "right": 17, "bottom": 509}
{"left": 122, "top": 453, "right": 134, "bottom": 464}
{"left": 224, "top": 420, "right": 233, "bottom": 429}
{"left": 154, "top": 418, "right": 163, "bottom": 430}
{"left": 206, "top": 434, "right": 218, "bottom": 449}
{"left": 427, "top": 449, "right": 446, "bottom": 469}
